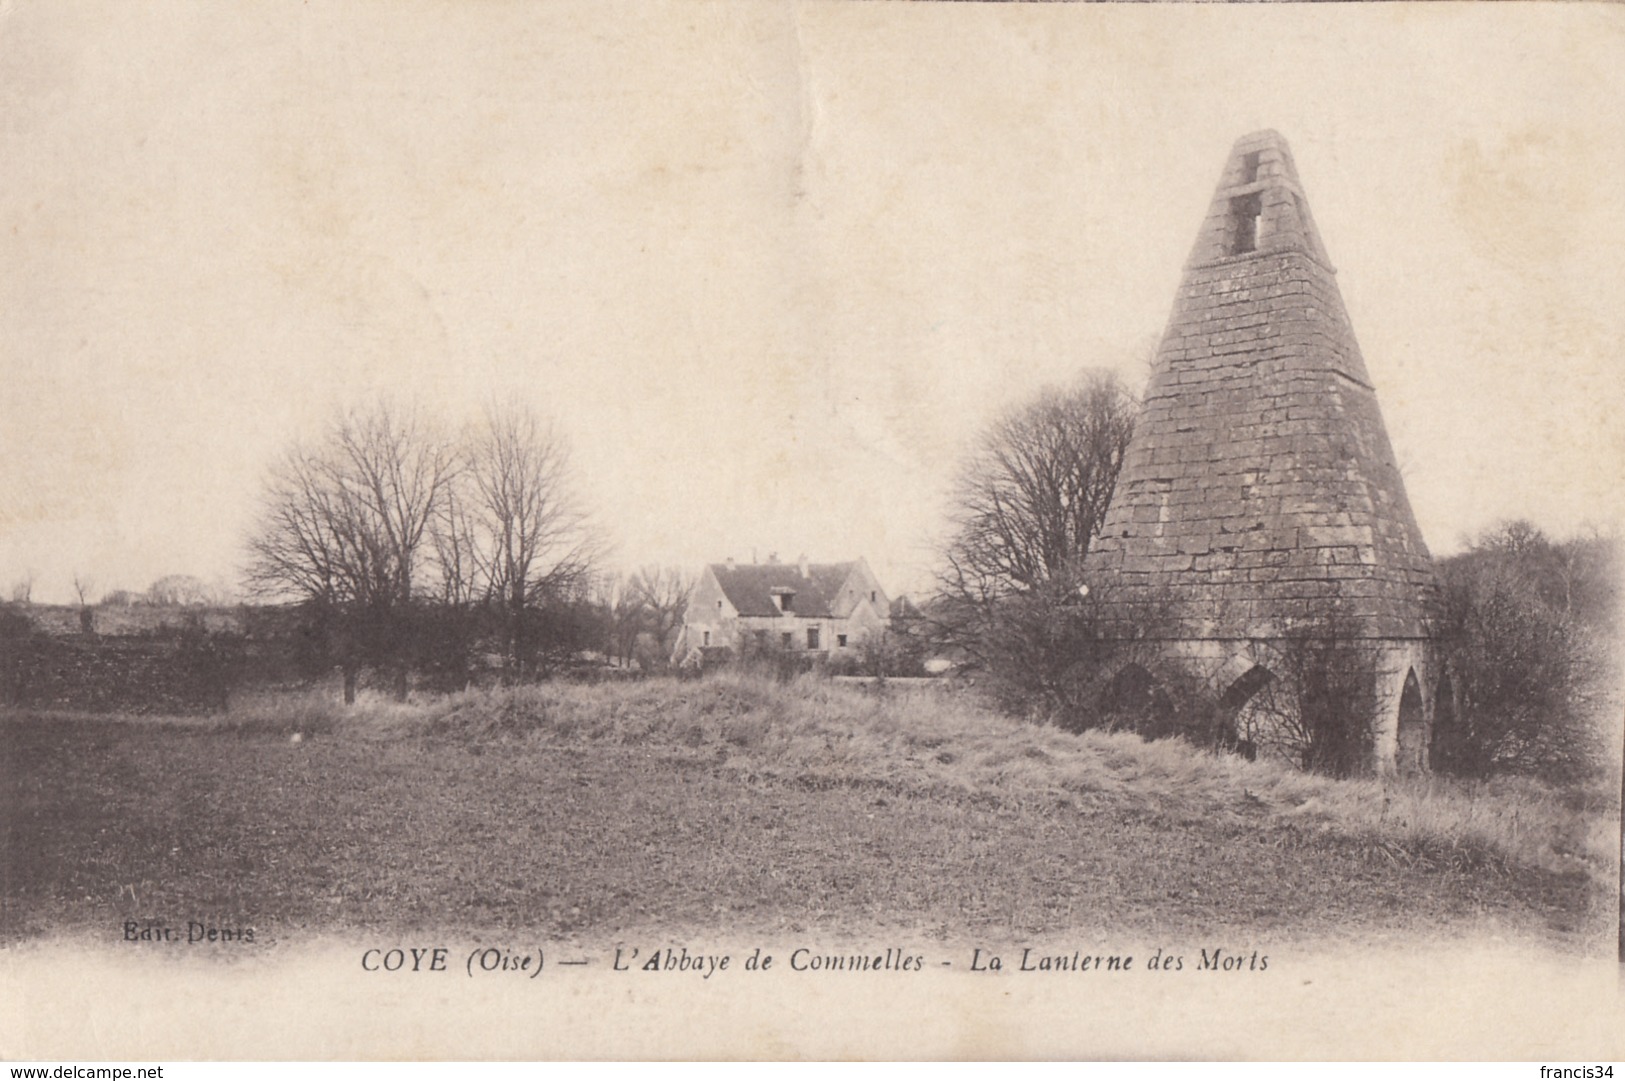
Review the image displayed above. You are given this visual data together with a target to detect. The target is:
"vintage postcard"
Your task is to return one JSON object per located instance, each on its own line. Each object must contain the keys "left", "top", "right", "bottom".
{"left": 2, "top": 0, "right": 1623, "bottom": 1062}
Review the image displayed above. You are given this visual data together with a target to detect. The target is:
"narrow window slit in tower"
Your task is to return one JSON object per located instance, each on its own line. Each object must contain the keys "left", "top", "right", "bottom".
{"left": 1240, "top": 151, "right": 1262, "bottom": 184}
{"left": 1228, "top": 192, "right": 1263, "bottom": 255}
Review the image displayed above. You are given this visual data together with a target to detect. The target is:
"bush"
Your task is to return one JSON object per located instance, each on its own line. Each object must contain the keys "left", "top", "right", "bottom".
{"left": 1234, "top": 615, "right": 1383, "bottom": 777}
{"left": 1436, "top": 523, "right": 1619, "bottom": 782}
{"left": 928, "top": 569, "right": 1181, "bottom": 736}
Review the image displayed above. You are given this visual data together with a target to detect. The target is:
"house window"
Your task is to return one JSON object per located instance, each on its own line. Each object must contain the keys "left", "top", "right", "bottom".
{"left": 703, "top": 630, "right": 711, "bottom": 646}
{"left": 869, "top": 591, "right": 876, "bottom": 603}
{"left": 781, "top": 594, "right": 794, "bottom": 612}
{"left": 716, "top": 600, "right": 723, "bottom": 609}
{"left": 807, "top": 628, "right": 820, "bottom": 650}
{"left": 755, "top": 630, "right": 768, "bottom": 648}
{"left": 781, "top": 632, "right": 793, "bottom": 648}
{"left": 837, "top": 634, "right": 848, "bottom": 648}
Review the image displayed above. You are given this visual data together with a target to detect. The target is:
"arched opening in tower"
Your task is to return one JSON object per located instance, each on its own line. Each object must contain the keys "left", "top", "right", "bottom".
{"left": 1218, "top": 665, "right": 1277, "bottom": 761}
{"left": 1395, "top": 668, "right": 1427, "bottom": 776}
{"left": 1096, "top": 663, "right": 1175, "bottom": 739}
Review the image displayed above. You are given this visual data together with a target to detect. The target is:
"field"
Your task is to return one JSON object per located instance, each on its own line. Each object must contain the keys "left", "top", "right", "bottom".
{"left": 1, "top": 673, "right": 1617, "bottom": 951}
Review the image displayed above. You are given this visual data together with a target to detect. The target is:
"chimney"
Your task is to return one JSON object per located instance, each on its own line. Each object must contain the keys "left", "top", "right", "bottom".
{"left": 797, "top": 553, "right": 809, "bottom": 578}
{"left": 726, "top": 556, "right": 736, "bottom": 569}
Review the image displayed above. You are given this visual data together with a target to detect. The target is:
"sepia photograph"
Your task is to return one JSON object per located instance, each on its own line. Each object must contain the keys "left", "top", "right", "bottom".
{"left": 2, "top": 0, "right": 1623, "bottom": 1063}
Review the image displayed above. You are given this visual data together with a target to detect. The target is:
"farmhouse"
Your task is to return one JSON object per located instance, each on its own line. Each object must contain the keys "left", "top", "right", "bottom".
{"left": 675, "top": 556, "right": 889, "bottom": 661}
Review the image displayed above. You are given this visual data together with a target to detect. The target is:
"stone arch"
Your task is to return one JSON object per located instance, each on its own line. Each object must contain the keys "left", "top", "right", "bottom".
{"left": 1206, "top": 640, "right": 1287, "bottom": 701}
{"left": 1219, "top": 664, "right": 1276, "bottom": 712}
{"left": 1216, "top": 664, "right": 1277, "bottom": 761}
{"left": 1395, "top": 667, "right": 1427, "bottom": 776}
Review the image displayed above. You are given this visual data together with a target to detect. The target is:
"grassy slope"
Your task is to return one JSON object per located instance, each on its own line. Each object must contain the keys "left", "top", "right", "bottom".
{"left": 1, "top": 674, "right": 1614, "bottom": 949}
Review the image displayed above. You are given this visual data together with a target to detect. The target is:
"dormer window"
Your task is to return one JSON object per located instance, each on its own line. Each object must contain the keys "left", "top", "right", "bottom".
{"left": 770, "top": 586, "right": 795, "bottom": 613}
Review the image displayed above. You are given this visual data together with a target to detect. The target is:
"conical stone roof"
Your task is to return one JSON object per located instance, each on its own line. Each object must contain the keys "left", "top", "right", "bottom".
{"left": 1087, "top": 131, "right": 1437, "bottom": 640}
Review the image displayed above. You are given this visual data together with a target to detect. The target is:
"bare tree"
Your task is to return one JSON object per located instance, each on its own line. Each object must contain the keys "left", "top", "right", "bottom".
{"left": 247, "top": 401, "right": 457, "bottom": 701}
{"left": 930, "top": 371, "right": 1138, "bottom": 706}
{"left": 585, "top": 565, "right": 696, "bottom": 672}
{"left": 147, "top": 574, "right": 214, "bottom": 607}
{"left": 593, "top": 572, "right": 641, "bottom": 668}
{"left": 625, "top": 564, "right": 693, "bottom": 670}
{"left": 440, "top": 405, "right": 601, "bottom": 681}
{"left": 941, "top": 370, "right": 1136, "bottom": 601}
{"left": 70, "top": 573, "right": 96, "bottom": 633}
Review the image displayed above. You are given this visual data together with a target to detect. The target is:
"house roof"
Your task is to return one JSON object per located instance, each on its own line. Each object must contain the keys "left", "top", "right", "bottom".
{"left": 709, "top": 562, "right": 858, "bottom": 618}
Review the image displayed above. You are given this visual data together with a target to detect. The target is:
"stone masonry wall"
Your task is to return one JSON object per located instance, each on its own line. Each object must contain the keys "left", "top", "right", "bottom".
{"left": 1083, "top": 131, "right": 1443, "bottom": 773}
{"left": 1088, "top": 131, "right": 1438, "bottom": 642}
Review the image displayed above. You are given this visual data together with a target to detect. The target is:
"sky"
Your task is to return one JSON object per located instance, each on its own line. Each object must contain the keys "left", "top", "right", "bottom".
{"left": 3, "top": 2, "right": 1623, "bottom": 604}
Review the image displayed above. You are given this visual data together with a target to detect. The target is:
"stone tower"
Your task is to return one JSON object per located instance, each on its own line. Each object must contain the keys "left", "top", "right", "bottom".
{"left": 1085, "top": 130, "right": 1443, "bottom": 774}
